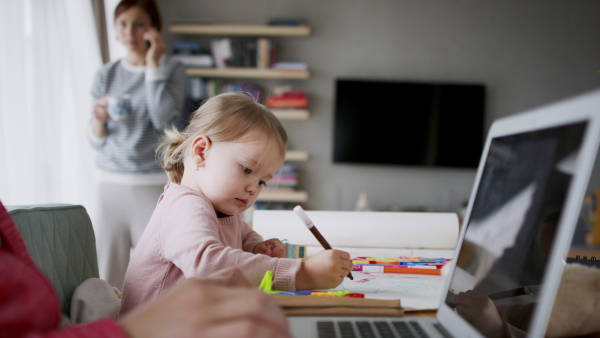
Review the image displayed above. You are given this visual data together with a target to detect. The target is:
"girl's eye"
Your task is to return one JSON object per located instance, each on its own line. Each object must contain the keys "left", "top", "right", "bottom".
{"left": 242, "top": 166, "right": 252, "bottom": 175}
{"left": 258, "top": 180, "right": 267, "bottom": 187}
{"left": 134, "top": 22, "right": 145, "bottom": 28}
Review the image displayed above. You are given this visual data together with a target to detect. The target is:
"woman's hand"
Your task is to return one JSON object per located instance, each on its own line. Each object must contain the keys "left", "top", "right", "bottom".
{"left": 119, "top": 277, "right": 291, "bottom": 338}
{"left": 295, "top": 249, "right": 353, "bottom": 290}
{"left": 91, "top": 98, "right": 110, "bottom": 137}
{"left": 93, "top": 98, "right": 110, "bottom": 122}
{"left": 453, "top": 290, "right": 504, "bottom": 338}
{"left": 143, "top": 27, "right": 165, "bottom": 68}
{"left": 204, "top": 267, "right": 251, "bottom": 288}
{"left": 253, "top": 238, "right": 286, "bottom": 258}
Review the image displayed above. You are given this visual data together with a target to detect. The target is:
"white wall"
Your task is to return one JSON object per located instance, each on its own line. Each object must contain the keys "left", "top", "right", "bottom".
{"left": 158, "top": 0, "right": 600, "bottom": 212}
{"left": 104, "top": 0, "right": 127, "bottom": 61}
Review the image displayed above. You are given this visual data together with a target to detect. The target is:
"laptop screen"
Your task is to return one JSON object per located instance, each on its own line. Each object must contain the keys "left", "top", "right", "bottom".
{"left": 443, "top": 121, "right": 587, "bottom": 337}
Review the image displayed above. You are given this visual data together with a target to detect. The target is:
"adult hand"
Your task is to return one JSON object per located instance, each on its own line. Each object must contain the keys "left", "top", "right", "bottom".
{"left": 143, "top": 27, "right": 165, "bottom": 68}
{"left": 295, "top": 249, "right": 352, "bottom": 290}
{"left": 253, "top": 238, "right": 286, "bottom": 258}
{"left": 119, "top": 278, "right": 291, "bottom": 338}
{"left": 93, "top": 98, "right": 110, "bottom": 122}
{"left": 453, "top": 290, "right": 504, "bottom": 338}
{"left": 91, "top": 98, "right": 110, "bottom": 138}
{"left": 204, "top": 267, "right": 252, "bottom": 288}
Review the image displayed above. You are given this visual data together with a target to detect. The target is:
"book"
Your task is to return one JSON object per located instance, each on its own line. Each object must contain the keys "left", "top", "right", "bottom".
{"left": 257, "top": 38, "right": 270, "bottom": 69}
{"left": 172, "top": 41, "right": 201, "bottom": 54}
{"left": 267, "top": 19, "right": 307, "bottom": 27}
{"left": 265, "top": 89, "right": 308, "bottom": 108}
{"left": 270, "top": 295, "right": 403, "bottom": 317}
{"left": 172, "top": 54, "right": 213, "bottom": 68}
{"left": 272, "top": 62, "right": 308, "bottom": 71}
{"left": 565, "top": 255, "right": 600, "bottom": 268}
{"left": 210, "top": 38, "right": 232, "bottom": 68}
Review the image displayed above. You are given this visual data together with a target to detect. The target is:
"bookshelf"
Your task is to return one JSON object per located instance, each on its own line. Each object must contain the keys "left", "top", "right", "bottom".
{"left": 171, "top": 23, "right": 311, "bottom": 205}
{"left": 285, "top": 150, "right": 309, "bottom": 162}
{"left": 170, "top": 24, "right": 311, "bottom": 37}
{"left": 185, "top": 67, "right": 309, "bottom": 80}
{"left": 272, "top": 109, "right": 309, "bottom": 120}
{"left": 257, "top": 190, "right": 308, "bottom": 203}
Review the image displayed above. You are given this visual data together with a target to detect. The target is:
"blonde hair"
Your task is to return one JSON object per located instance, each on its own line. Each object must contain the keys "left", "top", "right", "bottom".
{"left": 157, "top": 92, "right": 288, "bottom": 183}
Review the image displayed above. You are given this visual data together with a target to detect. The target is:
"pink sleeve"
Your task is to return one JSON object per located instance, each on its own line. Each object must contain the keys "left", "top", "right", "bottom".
{"left": 240, "top": 220, "right": 265, "bottom": 253}
{"left": 160, "top": 195, "right": 302, "bottom": 290}
{"left": 25, "top": 319, "right": 127, "bottom": 338}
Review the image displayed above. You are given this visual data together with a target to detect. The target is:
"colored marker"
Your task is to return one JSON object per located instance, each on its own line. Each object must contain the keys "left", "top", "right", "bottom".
{"left": 353, "top": 262, "right": 445, "bottom": 268}
{"left": 488, "top": 285, "right": 540, "bottom": 300}
{"left": 293, "top": 205, "right": 354, "bottom": 280}
{"left": 353, "top": 264, "right": 442, "bottom": 275}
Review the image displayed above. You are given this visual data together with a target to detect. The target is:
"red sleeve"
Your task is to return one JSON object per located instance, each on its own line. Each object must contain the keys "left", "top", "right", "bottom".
{"left": 0, "top": 202, "right": 129, "bottom": 338}
{"left": 25, "top": 319, "right": 128, "bottom": 338}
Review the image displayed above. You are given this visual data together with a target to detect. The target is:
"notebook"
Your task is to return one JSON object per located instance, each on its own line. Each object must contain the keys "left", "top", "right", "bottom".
{"left": 288, "top": 88, "right": 600, "bottom": 338}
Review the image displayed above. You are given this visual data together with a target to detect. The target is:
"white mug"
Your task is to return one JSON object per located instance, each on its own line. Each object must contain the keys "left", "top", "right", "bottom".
{"left": 107, "top": 95, "right": 132, "bottom": 121}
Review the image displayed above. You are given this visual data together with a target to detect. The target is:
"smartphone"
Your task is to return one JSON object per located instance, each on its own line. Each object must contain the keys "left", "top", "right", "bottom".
{"left": 145, "top": 40, "right": 151, "bottom": 49}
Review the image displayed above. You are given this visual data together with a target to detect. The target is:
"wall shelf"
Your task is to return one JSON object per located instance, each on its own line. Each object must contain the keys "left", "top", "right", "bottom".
{"left": 185, "top": 67, "right": 309, "bottom": 79}
{"left": 272, "top": 109, "right": 309, "bottom": 120}
{"left": 173, "top": 22, "right": 311, "bottom": 207}
{"left": 285, "top": 150, "right": 309, "bottom": 162}
{"left": 257, "top": 190, "right": 308, "bottom": 202}
{"left": 170, "top": 24, "right": 311, "bottom": 37}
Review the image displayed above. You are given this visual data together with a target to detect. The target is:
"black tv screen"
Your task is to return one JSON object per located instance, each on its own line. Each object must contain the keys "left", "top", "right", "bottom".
{"left": 333, "top": 78, "right": 486, "bottom": 168}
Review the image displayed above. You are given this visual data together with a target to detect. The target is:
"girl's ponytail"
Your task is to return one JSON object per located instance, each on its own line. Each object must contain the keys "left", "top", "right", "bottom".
{"left": 157, "top": 126, "right": 186, "bottom": 183}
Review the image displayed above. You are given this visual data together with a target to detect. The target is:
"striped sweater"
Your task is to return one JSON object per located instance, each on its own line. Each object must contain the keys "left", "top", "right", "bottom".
{"left": 89, "top": 57, "right": 186, "bottom": 173}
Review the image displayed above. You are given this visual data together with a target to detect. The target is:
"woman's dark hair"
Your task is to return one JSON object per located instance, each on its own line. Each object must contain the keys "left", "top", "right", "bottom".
{"left": 114, "top": 0, "right": 163, "bottom": 31}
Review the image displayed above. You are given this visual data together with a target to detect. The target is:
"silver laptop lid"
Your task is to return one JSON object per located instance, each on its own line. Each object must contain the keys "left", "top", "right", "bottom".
{"left": 437, "top": 89, "right": 600, "bottom": 337}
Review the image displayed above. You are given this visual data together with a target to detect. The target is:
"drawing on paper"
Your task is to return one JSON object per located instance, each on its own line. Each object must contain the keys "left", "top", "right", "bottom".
{"left": 334, "top": 272, "right": 441, "bottom": 295}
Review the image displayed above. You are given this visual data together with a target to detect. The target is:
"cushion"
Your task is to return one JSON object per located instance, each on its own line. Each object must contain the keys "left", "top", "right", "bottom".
{"left": 70, "top": 278, "right": 121, "bottom": 323}
{"left": 7, "top": 204, "right": 99, "bottom": 316}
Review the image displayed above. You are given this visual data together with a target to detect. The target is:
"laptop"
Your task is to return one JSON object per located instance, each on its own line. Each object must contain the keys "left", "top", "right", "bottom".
{"left": 289, "top": 88, "right": 600, "bottom": 338}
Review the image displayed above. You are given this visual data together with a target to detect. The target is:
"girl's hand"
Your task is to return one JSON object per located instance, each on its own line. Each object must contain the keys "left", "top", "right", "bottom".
{"left": 143, "top": 27, "right": 165, "bottom": 68}
{"left": 253, "top": 238, "right": 285, "bottom": 258}
{"left": 295, "top": 249, "right": 352, "bottom": 290}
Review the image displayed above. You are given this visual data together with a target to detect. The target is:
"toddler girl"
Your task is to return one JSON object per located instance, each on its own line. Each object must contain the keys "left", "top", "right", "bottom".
{"left": 119, "top": 92, "right": 352, "bottom": 314}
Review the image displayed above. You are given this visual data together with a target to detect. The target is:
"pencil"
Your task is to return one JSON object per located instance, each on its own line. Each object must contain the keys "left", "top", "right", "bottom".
{"left": 293, "top": 205, "right": 354, "bottom": 280}
{"left": 488, "top": 285, "right": 540, "bottom": 300}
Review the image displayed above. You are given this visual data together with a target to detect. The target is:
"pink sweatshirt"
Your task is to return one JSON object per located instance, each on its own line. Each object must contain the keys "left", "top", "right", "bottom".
{"left": 119, "top": 183, "right": 302, "bottom": 315}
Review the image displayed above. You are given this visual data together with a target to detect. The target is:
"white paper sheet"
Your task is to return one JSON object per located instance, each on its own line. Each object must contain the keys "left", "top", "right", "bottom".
{"left": 252, "top": 211, "right": 458, "bottom": 311}
{"left": 253, "top": 210, "right": 459, "bottom": 249}
{"left": 306, "top": 246, "right": 456, "bottom": 260}
{"left": 325, "top": 271, "right": 448, "bottom": 311}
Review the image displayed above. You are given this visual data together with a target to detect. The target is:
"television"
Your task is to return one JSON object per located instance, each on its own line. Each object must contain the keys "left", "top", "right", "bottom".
{"left": 333, "top": 78, "right": 486, "bottom": 168}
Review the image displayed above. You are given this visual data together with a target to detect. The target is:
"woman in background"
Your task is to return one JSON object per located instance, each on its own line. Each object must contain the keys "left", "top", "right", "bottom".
{"left": 88, "top": 0, "right": 186, "bottom": 290}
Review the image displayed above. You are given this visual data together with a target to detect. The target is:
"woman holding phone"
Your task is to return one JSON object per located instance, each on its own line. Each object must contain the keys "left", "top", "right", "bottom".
{"left": 88, "top": 0, "right": 186, "bottom": 290}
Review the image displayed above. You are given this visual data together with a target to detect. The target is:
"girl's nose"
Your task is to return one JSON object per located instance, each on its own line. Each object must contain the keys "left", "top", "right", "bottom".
{"left": 245, "top": 181, "right": 259, "bottom": 195}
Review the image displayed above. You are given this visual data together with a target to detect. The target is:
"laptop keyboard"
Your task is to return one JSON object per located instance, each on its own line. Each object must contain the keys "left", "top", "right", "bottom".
{"left": 317, "top": 320, "right": 431, "bottom": 338}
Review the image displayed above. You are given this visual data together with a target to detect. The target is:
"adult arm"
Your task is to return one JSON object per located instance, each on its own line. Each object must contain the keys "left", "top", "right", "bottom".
{"left": 26, "top": 273, "right": 289, "bottom": 338}
{"left": 145, "top": 58, "right": 186, "bottom": 131}
{"left": 88, "top": 67, "right": 109, "bottom": 148}
{"left": 119, "top": 278, "right": 291, "bottom": 338}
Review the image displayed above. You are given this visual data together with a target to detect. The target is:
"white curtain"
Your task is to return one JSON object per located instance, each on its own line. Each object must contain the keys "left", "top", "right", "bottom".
{"left": 0, "top": 0, "right": 102, "bottom": 209}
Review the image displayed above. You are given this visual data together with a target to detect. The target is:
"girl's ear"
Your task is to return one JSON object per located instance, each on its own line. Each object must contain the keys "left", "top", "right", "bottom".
{"left": 190, "top": 136, "right": 211, "bottom": 168}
